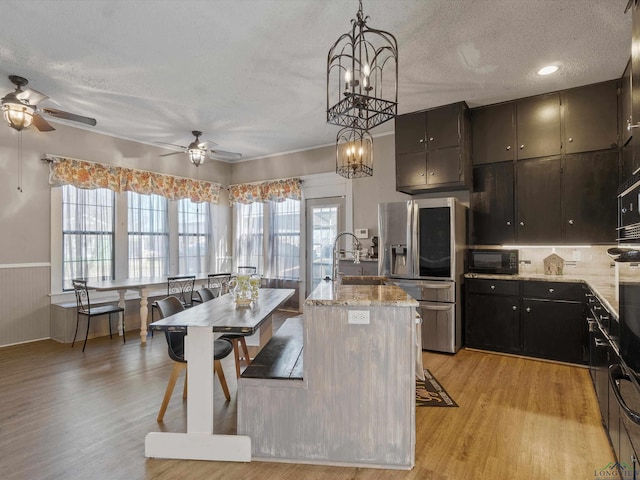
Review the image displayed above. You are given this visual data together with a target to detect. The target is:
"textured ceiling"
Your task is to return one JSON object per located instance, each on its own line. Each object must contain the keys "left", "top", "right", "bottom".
{"left": 0, "top": 0, "right": 632, "bottom": 162}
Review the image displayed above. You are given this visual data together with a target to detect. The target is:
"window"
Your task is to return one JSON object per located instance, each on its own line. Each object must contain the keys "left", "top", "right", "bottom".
{"left": 128, "top": 192, "right": 169, "bottom": 278}
{"left": 178, "top": 198, "right": 210, "bottom": 274}
{"left": 234, "top": 202, "right": 264, "bottom": 274}
{"left": 62, "top": 185, "right": 115, "bottom": 290}
{"left": 234, "top": 199, "right": 301, "bottom": 279}
{"left": 268, "top": 199, "right": 300, "bottom": 279}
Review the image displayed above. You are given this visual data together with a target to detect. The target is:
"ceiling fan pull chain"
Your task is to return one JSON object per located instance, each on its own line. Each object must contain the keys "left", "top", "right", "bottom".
{"left": 17, "top": 131, "right": 23, "bottom": 192}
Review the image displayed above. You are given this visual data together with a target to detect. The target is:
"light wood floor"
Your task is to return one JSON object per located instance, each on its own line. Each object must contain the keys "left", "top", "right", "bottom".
{"left": 0, "top": 313, "right": 614, "bottom": 480}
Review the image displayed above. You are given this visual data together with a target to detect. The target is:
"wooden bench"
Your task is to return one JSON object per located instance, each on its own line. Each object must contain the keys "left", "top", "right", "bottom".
{"left": 241, "top": 316, "right": 303, "bottom": 380}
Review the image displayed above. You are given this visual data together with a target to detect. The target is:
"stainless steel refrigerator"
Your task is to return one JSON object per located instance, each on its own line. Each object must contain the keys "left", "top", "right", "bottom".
{"left": 378, "top": 197, "right": 466, "bottom": 353}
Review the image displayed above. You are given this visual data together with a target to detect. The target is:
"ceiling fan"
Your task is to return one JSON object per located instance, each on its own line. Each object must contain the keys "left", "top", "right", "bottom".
{"left": 159, "top": 130, "right": 243, "bottom": 166}
{"left": 1, "top": 75, "right": 97, "bottom": 132}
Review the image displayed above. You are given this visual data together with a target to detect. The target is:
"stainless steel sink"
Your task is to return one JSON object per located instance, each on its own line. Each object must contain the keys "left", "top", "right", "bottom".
{"left": 340, "top": 276, "right": 387, "bottom": 286}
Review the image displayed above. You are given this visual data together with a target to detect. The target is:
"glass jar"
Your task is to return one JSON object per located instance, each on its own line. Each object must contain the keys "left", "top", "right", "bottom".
{"left": 230, "top": 274, "right": 252, "bottom": 307}
{"left": 249, "top": 274, "right": 261, "bottom": 300}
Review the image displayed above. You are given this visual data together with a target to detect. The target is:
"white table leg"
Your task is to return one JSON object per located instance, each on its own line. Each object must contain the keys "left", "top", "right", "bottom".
{"left": 116, "top": 289, "right": 126, "bottom": 337}
{"left": 139, "top": 287, "right": 150, "bottom": 344}
{"left": 186, "top": 326, "right": 214, "bottom": 433}
{"left": 144, "top": 325, "right": 251, "bottom": 461}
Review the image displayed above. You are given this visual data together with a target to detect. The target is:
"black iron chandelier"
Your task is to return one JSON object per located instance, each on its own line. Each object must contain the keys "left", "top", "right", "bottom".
{"left": 327, "top": 0, "right": 397, "bottom": 178}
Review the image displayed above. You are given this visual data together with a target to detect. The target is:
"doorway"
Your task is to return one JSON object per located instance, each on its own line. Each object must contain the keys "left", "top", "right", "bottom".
{"left": 305, "top": 197, "right": 345, "bottom": 296}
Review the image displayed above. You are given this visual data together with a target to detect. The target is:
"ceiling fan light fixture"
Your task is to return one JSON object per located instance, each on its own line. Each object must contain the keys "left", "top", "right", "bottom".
{"left": 188, "top": 147, "right": 206, "bottom": 166}
{"left": 2, "top": 100, "right": 34, "bottom": 131}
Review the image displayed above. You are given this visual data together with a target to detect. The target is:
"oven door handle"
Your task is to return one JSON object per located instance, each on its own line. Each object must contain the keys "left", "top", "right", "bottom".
{"left": 420, "top": 283, "right": 452, "bottom": 289}
{"left": 419, "top": 304, "right": 452, "bottom": 311}
{"left": 609, "top": 364, "right": 640, "bottom": 425}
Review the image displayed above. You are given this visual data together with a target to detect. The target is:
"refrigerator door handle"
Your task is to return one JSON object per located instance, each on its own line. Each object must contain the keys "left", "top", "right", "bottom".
{"left": 609, "top": 364, "right": 640, "bottom": 425}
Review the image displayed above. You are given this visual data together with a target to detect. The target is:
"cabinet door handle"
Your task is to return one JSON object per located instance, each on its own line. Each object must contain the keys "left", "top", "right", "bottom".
{"left": 520, "top": 221, "right": 525, "bottom": 226}
{"left": 568, "top": 137, "right": 573, "bottom": 142}
{"left": 506, "top": 221, "right": 511, "bottom": 226}
{"left": 526, "top": 307, "right": 531, "bottom": 313}
{"left": 520, "top": 145, "right": 525, "bottom": 149}
{"left": 512, "top": 305, "right": 517, "bottom": 311}
{"left": 506, "top": 145, "right": 511, "bottom": 151}
{"left": 429, "top": 137, "right": 434, "bottom": 141}
{"left": 430, "top": 172, "right": 435, "bottom": 176}
{"left": 548, "top": 288, "right": 554, "bottom": 293}
{"left": 490, "top": 285, "right": 496, "bottom": 290}
{"left": 420, "top": 173, "right": 425, "bottom": 176}
{"left": 568, "top": 219, "right": 574, "bottom": 225}
{"left": 419, "top": 138, "right": 424, "bottom": 143}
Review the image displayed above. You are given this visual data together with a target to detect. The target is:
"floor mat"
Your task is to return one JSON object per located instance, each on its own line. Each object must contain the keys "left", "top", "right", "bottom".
{"left": 416, "top": 369, "right": 458, "bottom": 407}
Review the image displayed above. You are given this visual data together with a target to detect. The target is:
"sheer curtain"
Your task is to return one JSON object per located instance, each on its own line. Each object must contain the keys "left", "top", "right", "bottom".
{"left": 268, "top": 198, "right": 301, "bottom": 280}
{"left": 128, "top": 192, "right": 169, "bottom": 278}
{"left": 234, "top": 202, "right": 264, "bottom": 274}
{"left": 178, "top": 198, "right": 211, "bottom": 274}
{"left": 62, "top": 185, "right": 115, "bottom": 290}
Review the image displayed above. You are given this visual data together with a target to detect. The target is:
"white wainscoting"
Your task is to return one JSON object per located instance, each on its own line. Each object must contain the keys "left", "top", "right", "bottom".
{"left": 0, "top": 263, "right": 51, "bottom": 347}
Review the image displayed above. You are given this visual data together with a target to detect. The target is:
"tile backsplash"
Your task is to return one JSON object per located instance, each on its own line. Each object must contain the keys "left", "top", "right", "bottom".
{"left": 516, "top": 245, "right": 615, "bottom": 277}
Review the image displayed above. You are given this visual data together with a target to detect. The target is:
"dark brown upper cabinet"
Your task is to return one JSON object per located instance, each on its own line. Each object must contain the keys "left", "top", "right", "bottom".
{"left": 395, "top": 102, "right": 471, "bottom": 194}
{"left": 516, "top": 93, "right": 562, "bottom": 160}
{"left": 471, "top": 162, "right": 515, "bottom": 245}
{"left": 471, "top": 102, "right": 516, "bottom": 165}
{"left": 621, "top": 60, "right": 632, "bottom": 147}
{"left": 516, "top": 156, "right": 563, "bottom": 244}
{"left": 563, "top": 80, "right": 619, "bottom": 155}
{"left": 562, "top": 150, "right": 619, "bottom": 244}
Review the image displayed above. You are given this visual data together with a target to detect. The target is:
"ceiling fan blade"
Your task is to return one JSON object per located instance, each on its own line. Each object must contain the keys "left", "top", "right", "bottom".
{"left": 208, "top": 149, "right": 243, "bottom": 160}
{"left": 41, "top": 107, "right": 96, "bottom": 126}
{"left": 16, "top": 87, "right": 48, "bottom": 105}
{"left": 159, "top": 151, "right": 185, "bottom": 157}
{"left": 156, "top": 141, "right": 188, "bottom": 149}
{"left": 32, "top": 113, "right": 55, "bottom": 132}
{"left": 201, "top": 139, "right": 218, "bottom": 148}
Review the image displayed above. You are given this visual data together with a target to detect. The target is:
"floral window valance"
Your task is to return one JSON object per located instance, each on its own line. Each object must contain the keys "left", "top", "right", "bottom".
{"left": 46, "top": 156, "right": 221, "bottom": 204}
{"left": 229, "top": 178, "right": 301, "bottom": 205}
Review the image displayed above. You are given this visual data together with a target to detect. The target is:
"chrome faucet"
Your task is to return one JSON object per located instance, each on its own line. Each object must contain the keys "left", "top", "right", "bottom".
{"left": 332, "top": 232, "right": 362, "bottom": 283}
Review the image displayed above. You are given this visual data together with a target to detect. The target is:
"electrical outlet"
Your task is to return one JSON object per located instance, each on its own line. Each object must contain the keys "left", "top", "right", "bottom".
{"left": 348, "top": 310, "right": 370, "bottom": 324}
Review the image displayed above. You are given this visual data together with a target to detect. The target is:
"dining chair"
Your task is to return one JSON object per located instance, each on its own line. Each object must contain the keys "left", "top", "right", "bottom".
{"left": 194, "top": 287, "right": 217, "bottom": 303}
{"left": 150, "top": 275, "right": 196, "bottom": 325}
{"left": 207, "top": 273, "right": 231, "bottom": 297}
{"left": 155, "top": 296, "right": 233, "bottom": 422}
{"left": 71, "top": 279, "right": 126, "bottom": 352}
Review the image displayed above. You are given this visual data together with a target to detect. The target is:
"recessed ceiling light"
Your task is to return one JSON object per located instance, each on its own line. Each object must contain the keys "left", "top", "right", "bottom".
{"left": 537, "top": 65, "right": 559, "bottom": 76}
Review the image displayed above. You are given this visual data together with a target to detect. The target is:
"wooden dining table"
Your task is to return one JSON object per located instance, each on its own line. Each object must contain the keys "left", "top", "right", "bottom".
{"left": 86, "top": 274, "right": 210, "bottom": 343}
{"left": 144, "top": 287, "right": 295, "bottom": 462}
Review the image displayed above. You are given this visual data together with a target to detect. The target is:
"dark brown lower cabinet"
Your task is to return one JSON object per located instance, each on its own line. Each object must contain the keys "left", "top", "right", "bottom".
{"left": 521, "top": 299, "right": 585, "bottom": 364}
{"left": 465, "top": 278, "right": 587, "bottom": 365}
{"left": 466, "top": 293, "right": 520, "bottom": 353}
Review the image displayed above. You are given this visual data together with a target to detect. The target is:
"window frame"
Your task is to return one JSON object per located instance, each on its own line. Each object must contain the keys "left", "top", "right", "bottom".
{"left": 177, "top": 198, "right": 211, "bottom": 274}
{"left": 61, "top": 185, "right": 116, "bottom": 291}
{"left": 127, "top": 191, "right": 170, "bottom": 279}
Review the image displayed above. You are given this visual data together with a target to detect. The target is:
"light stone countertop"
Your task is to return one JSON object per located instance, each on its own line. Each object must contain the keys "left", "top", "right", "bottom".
{"left": 305, "top": 279, "right": 418, "bottom": 307}
{"left": 464, "top": 272, "right": 618, "bottom": 319}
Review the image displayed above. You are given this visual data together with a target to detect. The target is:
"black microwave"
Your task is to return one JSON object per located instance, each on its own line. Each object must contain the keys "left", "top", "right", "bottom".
{"left": 468, "top": 249, "right": 519, "bottom": 275}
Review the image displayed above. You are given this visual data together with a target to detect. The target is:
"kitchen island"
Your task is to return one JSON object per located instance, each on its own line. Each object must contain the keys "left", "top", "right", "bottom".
{"left": 237, "top": 279, "right": 418, "bottom": 469}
